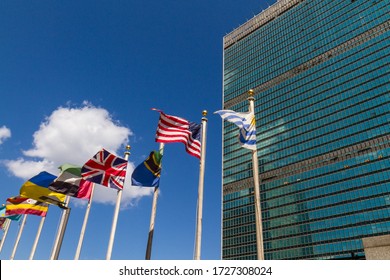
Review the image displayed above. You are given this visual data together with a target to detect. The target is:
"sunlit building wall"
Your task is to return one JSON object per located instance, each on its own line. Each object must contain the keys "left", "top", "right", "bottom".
{"left": 222, "top": 0, "right": 390, "bottom": 259}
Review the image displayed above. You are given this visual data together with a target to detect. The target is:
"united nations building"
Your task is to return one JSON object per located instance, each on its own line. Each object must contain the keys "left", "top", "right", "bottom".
{"left": 222, "top": 0, "right": 390, "bottom": 259}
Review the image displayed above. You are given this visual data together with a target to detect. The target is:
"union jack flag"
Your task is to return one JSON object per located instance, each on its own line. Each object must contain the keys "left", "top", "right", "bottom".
{"left": 81, "top": 148, "right": 128, "bottom": 190}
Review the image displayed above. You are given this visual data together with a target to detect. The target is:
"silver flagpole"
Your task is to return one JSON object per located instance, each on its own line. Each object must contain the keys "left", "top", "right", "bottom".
{"left": 0, "top": 218, "right": 12, "bottom": 254}
{"left": 145, "top": 143, "right": 164, "bottom": 260}
{"left": 10, "top": 214, "right": 27, "bottom": 260}
{"left": 29, "top": 215, "right": 46, "bottom": 260}
{"left": 194, "top": 110, "right": 208, "bottom": 260}
{"left": 74, "top": 183, "right": 96, "bottom": 260}
{"left": 248, "top": 89, "right": 265, "bottom": 260}
{"left": 50, "top": 196, "right": 71, "bottom": 260}
{"left": 106, "top": 144, "right": 130, "bottom": 260}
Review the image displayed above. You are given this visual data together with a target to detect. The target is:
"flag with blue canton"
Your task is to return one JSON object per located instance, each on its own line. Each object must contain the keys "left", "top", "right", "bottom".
{"left": 155, "top": 111, "right": 202, "bottom": 159}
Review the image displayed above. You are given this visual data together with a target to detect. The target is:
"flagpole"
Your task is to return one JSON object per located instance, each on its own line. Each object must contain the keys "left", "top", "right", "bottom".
{"left": 145, "top": 143, "right": 164, "bottom": 260}
{"left": 248, "top": 89, "right": 265, "bottom": 260}
{"left": 29, "top": 215, "right": 46, "bottom": 260}
{"left": 50, "top": 196, "right": 71, "bottom": 260}
{"left": 0, "top": 218, "right": 11, "bottom": 254}
{"left": 106, "top": 144, "right": 130, "bottom": 260}
{"left": 10, "top": 214, "right": 27, "bottom": 260}
{"left": 74, "top": 183, "right": 95, "bottom": 260}
{"left": 194, "top": 110, "right": 208, "bottom": 260}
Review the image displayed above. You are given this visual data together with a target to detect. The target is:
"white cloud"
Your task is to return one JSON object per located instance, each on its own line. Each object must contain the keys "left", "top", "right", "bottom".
{"left": 4, "top": 104, "right": 153, "bottom": 208}
{"left": 3, "top": 158, "right": 57, "bottom": 179}
{"left": 0, "top": 125, "right": 11, "bottom": 144}
{"left": 23, "top": 104, "right": 130, "bottom": 164}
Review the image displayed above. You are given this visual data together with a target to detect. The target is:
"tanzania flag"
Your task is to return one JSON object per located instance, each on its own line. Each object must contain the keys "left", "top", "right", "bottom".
{"left": 20, "top": 171, "right": 66, "bottom": 206}
{"left": 82, "top": 148, "right": 128, "bottom": 190}
{"left": 49, "top": 163, "right": 93, "bottom": 199}
{"left": 6, "top": 196, "right": 49, "bottom": 217}
{"left": 131, "top": 151, "right": 163, "bottom": 187}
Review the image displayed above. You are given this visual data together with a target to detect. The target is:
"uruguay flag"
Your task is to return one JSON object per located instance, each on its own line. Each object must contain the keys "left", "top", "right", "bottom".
{"left": 214, "top": 109, "right": 257, "bottom": 150}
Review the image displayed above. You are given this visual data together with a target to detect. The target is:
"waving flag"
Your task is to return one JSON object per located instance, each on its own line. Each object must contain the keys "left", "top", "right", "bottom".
{"left": 132, "top": 151, "right": 163, "bottom": 187}
{"left": 0, "top": 218, "right": 7, "bottom": 230}
{"left": 81, "top": 148, "right": 128, "bottom": 190}
{"left": 215, "top": 109, "right": 256, "bottom": 150}
{"left": 0, "top": 205, "right": 22, "bottom": 221}
{"left": 155, "top": 111, "right": 201, "bottom": 159}
{"left": 6, "top": 196, "right": 49, "bottom": 217}
{"left": 20, "top": 171, "right": 66, "bottom": 206}
{"left": 49, "top": 163, "right": 93, "bottom": 199}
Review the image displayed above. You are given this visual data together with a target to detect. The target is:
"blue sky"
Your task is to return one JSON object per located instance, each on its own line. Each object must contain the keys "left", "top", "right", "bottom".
{"left": 0, "top": 0, "right": 275, "bottom": 260}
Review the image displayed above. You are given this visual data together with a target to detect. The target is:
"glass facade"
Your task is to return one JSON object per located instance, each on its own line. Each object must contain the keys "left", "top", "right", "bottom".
{"left": 222, "top": 0, "right": 390, "bottom": 259}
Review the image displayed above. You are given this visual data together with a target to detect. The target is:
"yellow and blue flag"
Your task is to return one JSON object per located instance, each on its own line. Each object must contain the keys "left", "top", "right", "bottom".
{"left": 20, "top": 171, "right": 66, "bottom": 207}
{"left": 131, "top": 151, "right": 162, "bottom": 187}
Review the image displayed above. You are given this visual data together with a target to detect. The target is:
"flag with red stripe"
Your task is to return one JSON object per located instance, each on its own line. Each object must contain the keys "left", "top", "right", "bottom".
{"left": 155, "top": 111, "right": 201, "bottom": 159}
{"left": 6, "top": 196, "right": 49, "bottom": 217}
{"left": 81, "top": 148, "right": 128, "bottom": 190}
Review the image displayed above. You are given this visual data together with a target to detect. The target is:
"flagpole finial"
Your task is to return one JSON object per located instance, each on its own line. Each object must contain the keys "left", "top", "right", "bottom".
{"left": 125, "top": 145, "right": 131, "bottom": 156}
{"left": 124, "top": 144, "right": 131, "bottom": 162}
{"left": 248, "top": 89, "right": 255, "bottom": 102}
{"left": 202, "top": 110, "right": 208, "bottom": 123}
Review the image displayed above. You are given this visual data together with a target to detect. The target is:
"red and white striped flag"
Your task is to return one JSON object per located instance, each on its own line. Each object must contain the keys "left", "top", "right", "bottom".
{"left": 155, "top": 111, "right": 201, "bottom": 159}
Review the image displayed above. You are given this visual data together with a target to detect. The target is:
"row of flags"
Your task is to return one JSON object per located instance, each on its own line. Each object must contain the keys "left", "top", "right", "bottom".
{"left": 0, "top": 106, "right": 259, "bottom": 259}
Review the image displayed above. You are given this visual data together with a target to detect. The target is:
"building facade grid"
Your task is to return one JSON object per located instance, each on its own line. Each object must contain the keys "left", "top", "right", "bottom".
{"left": 222, "top": 0, "right": 390, "bottom": 260}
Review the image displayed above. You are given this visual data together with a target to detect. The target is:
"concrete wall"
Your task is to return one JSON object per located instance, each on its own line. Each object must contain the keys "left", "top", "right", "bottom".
{"left": 362, "top": 235, "right": 390, "bottom": 260}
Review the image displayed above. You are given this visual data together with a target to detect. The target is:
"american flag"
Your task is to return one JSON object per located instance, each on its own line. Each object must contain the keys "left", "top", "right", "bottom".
{"left": 155, "top": 111, "right": 201, "bottom": 159}
{"left": 81, "top": 148, "right": 128, "bottom": 190}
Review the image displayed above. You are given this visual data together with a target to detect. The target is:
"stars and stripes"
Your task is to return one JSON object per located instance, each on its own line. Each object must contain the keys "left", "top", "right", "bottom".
{"left": 81, "top": 148, "right": 128, "bottom": 190}
{"left": 155, "top": 111, "right": 201, "bottom": 159}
